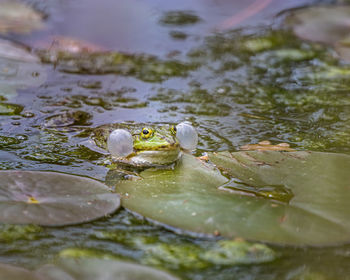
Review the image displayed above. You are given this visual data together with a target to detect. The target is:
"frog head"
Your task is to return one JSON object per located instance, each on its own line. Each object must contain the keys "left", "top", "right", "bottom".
{"left": 104, "top": 122, "right": 198, "bottom": 167}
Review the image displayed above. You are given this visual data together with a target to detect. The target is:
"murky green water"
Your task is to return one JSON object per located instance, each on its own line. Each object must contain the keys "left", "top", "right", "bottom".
{"left": 1, "top": 0, "right": 350, "bottom": 279}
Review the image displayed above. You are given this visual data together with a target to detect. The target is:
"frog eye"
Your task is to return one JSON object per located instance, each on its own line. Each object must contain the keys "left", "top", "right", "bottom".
{"left": 141, "top": 128, "right": 154, "bottom": 139}
{"left": 176, "top": 122, "right": 198, "bottom": 151}
{"left": 107, "top": 129, "right": 133, "bottom": 157}
{"left": 170, "top": 125, "right": 177, "bottom": 135}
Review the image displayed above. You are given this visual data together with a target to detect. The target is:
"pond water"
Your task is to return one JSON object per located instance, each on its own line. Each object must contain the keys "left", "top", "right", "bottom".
{"left": 1, "top": 0, "right": 350, "bottom": 279}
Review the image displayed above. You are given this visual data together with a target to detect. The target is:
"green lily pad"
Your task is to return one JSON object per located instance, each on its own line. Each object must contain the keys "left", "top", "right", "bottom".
{"left": 37, "top": 257, "right": 179, "bottom": 280}
{"left": 116, "top": 152, "right": 350, "bottom": 246}
{"left": 0, "top": 171, "right": 120, "bottom": 226}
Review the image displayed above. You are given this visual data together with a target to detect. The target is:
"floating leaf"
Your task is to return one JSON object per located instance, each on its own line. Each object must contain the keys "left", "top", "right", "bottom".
{"left": 0, "top": 39, "right": 38, "bottom": 63}
{"left": 285, "top": 6, "right": 350, "bottom": 62}
{"left": 37, "top": 257, "right": 179, "bottom": 280}
{"left": 0, "top": 171, "right": 120, "bottom": 226}
{"left": 116, "top": 152, "right": 350, "bottom": 246}
{"left": 285, "top": 6, "right": 350, "bottom": 45}
{"left": 0, "top": 39, "right": 46, "bottom": 99}
{"left": 0, "top": 1, "right": 43, "bottom": 34}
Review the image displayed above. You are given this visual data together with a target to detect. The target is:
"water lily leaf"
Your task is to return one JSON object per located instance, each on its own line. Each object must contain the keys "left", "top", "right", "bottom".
{"left": 285, "top": 6, "right": 350, "bottom": 62}
{"left": 286, "top": 6, "right": 350, "bottom": 45}
{"left": 0, "top": 171, "right": 120, "bottom": 226}
{"left": 116, "top": 152, "right": 350, "bottom": 246}
{"left": 0, "top": 1, "right": 43, "bottom": 34}
{"left": 37, "top": 258, "right": 179, "bottom": 280}
{"left": 0, "top": 39, "right": 46, "bottom": 99}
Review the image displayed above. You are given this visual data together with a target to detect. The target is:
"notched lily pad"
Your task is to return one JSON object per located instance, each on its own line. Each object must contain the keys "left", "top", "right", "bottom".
{"left": 0, "top": 171, "right": 120, "bottom": 226}
{"left": 116, "top": 152, "right": 350, "bottom": 246}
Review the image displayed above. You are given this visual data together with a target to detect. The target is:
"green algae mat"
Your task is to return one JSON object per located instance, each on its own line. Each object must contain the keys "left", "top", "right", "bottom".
{"left": 0, "top": 258, "right": 179, "bottom": 280}
{"left": 116, "top": 151, "right": 350, "bottom": 246}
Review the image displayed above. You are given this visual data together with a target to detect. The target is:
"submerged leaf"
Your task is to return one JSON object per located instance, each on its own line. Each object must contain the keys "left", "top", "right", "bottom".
{"left": 0, "top": 171, "right": 120, "bottom": 226}
{"left": 116, "top": 152, "right": 350, "bottom": 246}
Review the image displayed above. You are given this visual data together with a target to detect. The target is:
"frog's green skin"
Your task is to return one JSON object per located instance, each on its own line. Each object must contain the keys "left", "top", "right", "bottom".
{"left": 92, "top": 123, "right": 181, "bottom": 167}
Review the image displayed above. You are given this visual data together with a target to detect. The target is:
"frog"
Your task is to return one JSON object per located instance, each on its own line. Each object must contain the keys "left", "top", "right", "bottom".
{"left": 81, "top": 121, "right": 198, "bottom": 178}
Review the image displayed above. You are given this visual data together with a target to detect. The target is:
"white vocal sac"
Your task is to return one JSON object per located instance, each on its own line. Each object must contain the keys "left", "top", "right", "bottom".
{"left": 107, "top": 129, "right": 134, "bottom": 157}
{"left": 176, "top": 122, "right": 198, "bottom": 151}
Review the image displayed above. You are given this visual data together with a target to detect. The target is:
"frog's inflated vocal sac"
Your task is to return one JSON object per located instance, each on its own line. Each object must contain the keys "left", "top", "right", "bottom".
{"left": 85, "top": 122, "right": 198, "bottom": 167}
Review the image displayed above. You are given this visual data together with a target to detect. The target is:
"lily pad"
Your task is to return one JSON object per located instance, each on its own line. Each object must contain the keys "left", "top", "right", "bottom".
{"left": 116, "top": 152, "right": 350, "bottom": 246}
{"left": 286, "top": 6, "right": 350, "bottom": 45}
{"left": 0, "top": 1, "right": 43, "bottom": 34}
{"left": 37, "top": 257, "right": 179, "bottom": 280}
{"left": 0, "top": 39, "right": 46, "bottom": 99}
{"left": 0, "top": 171, "right": 120, "bottom": 226}
{"left": 285, "top": 6, "right": 350, "bottom": 62}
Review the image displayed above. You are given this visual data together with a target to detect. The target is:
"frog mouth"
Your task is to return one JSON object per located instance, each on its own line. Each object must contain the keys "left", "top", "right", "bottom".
{"left": 130, "top": 148, "right": 182, "bottom": 166}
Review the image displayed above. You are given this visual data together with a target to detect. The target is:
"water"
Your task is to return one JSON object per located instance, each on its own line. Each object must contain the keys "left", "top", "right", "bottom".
{"left": 1, "top": 0, "right": 350, "bottom": 279}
